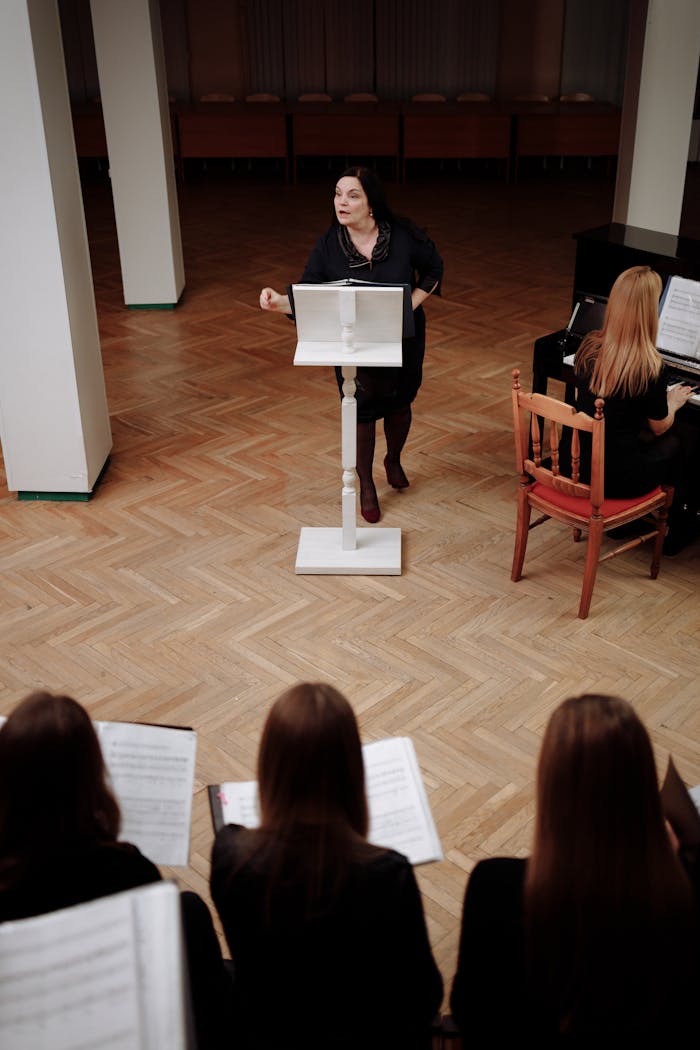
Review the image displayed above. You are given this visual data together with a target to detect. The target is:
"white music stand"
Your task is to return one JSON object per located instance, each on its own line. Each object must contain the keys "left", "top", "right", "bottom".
{"left": 292, "top": 283, "right": 404, "bottom": 574}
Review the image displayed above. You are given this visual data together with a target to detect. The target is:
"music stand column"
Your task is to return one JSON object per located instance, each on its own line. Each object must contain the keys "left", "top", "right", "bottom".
{"left": 292, "top": 283, "right": 403, "bottom": 575}
{"left": 341, "top": 366, "right": 358, "bottom": 551}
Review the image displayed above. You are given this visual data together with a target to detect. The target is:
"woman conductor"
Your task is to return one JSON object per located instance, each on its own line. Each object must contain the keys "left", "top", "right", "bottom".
{"left": 260, "top": 166, "right": 443, "bottom": 523}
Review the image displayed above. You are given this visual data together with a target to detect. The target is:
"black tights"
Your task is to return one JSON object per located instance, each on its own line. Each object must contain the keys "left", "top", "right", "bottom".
{"left": 356, "top": 406, "right": 412, "bottom": 511}
{"left": 357, "top": 407, "right": 412, "bottom": 483}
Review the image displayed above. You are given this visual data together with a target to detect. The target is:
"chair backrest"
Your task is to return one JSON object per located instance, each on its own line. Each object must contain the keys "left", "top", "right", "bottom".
{"left": 456, "top": 92, "right": 490, "bottom": 102}
{"left": 245, "top": 92, "right": 280, "bottom": 102}
{"left": 343, "top": 92, "right": 378, "bottom": 102}
{"left": 559, "top": 92, "right": 595, "bottom": 102}
{"left": 511, "top": 369, "right": 605, "bottom": 506}
{"left": 297, "top": 92, "right": 332, "bottom": 102}
{"left": 512, "top": 93, "right": 550, "bottom": 102}
{"left": 199, "top": 92, "right": 235, "bottom": 102}
{"left": 411, "top": 92, "right": 446, "bottom": 102}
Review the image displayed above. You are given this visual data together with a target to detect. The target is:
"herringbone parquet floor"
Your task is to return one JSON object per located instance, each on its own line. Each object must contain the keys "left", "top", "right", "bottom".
{"left": 2, "top": 162, "right": 700, "bottom": 1000}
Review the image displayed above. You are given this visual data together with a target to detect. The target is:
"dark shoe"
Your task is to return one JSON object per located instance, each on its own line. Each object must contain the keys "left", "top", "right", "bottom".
{"left": 360, "top": 482, "right": 380, "bottom": 523}
{"left": 384, "top": 456, "right": 409, "bottom": 489}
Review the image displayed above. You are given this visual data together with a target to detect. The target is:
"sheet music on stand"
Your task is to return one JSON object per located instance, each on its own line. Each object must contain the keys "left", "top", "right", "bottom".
{"left": 657, "top": 275, "right": 700, "bottom": 362}
{"left": 0, "top": 881, "right": 191, "bottom": 1050}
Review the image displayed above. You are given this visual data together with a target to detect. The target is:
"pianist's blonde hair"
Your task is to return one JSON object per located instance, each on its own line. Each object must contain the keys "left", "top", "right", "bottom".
{"left": 575, "top": 265, "right": 663, "bottom": 398}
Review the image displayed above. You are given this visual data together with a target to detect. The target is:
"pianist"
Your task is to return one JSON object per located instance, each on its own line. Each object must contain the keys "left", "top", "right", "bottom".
{"left": 571, "top": 266, "right": 695, "bottom": 551}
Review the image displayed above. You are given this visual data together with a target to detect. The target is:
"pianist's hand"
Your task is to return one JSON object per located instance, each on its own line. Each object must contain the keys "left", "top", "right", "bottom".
{"left": 667, "top": 383, "right": 694, "bottom": 412}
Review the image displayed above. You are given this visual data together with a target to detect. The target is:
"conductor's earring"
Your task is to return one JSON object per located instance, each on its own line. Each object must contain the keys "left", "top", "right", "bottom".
{"left": 369, "top": 210, "right": 373, "bottom": 217}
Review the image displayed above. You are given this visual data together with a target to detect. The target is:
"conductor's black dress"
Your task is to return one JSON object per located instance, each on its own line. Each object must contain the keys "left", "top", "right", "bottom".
{"left": 295, "top": 221, "right": 444, "bottom": 422}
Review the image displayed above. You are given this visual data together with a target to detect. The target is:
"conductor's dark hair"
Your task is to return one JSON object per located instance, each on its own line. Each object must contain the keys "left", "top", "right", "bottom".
{"left": 335, "top": 165, "right": 429, "bottom": 241}
{"left": 337, "top": 165, "right": 396, "bottom": 225}
{"left": 0, "top": 691, "right": 120, "bottom": 887}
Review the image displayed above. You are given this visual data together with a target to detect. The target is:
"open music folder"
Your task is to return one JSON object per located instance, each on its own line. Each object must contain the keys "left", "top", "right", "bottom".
{"left": 0, "top": 715, "right": 196, "bottom": 867}
{"left": 95, "top": 720, "right": 196, "bottom": 868}
{"left": 208, "top": 735, "right": 443, "bottom": 866}
{"left": 0, "top": 881, "right": 192, "bottom": 1050}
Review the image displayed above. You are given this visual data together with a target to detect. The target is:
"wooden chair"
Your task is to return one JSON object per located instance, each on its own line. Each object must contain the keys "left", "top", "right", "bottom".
{"left": 343, "top": 92, "right": 378, "bottom": 102}
{"left": 511, "top": 370, "right": 673, "bottom": 619}
{"left": 512, "top": 93, "right": 549, "bottom": 102}
{"left": 411, "top": 93, "right": 446, "bottom": 102}
{"left": 559, "top": 92, "right": 595, "bottom": 102}
{"left": 456, "top": 92, "right": 490, "bottom": 102}
{"left": 297, "top": 92, "right": 332, "bottom": 102}
{"left": 245, "top": 93, "right": 280, "bottom": 102}
{"left": 199, "top": 93, "right": 235, "bottom": 102}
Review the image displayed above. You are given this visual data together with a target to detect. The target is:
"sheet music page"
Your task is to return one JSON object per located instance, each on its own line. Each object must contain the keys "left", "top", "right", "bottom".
{"left": 217, "top": 780, "right": 261, "bottom": 827}
{"left": 364, "top": 737, "right": 443, "bottom": 865}
{"left": 130, "top": 883, "right": 188, "bottom": 1050}
{"left": 657, "top": 275, "right": 700, "bottom": 360}
{"left": 0, "top": 882, "right": 185, "bottom": 1050}
{"left": 215, "top": 738, "right": 442, "bottom": 865}
{"left": 97, "top": 721, "right": 196, "bottom": 867}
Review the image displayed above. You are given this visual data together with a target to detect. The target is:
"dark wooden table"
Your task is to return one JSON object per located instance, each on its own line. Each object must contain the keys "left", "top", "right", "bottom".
{"left": 401, "top": 101, "right": 511, "bottom": 180}
{"left": 512, "top": 101, "right": 621, "bottom": 179}
{"left": 289, "top": 102, "right": 401, "bottom": 181}
{"left": 175, "top": 102, "right": 288, "bottom": 179}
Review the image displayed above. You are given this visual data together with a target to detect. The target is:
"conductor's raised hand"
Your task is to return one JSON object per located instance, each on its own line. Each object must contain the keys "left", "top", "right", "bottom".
{"left": 259, "top": 287, "right": 290, "bottom": 313}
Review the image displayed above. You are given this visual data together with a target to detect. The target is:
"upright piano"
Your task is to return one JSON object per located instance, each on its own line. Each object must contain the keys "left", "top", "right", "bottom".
{"left": 533, "top": 222, "right": 700, "bottom": 411}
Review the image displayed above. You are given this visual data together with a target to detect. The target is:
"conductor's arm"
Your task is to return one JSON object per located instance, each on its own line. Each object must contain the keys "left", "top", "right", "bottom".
{"left": 259, "top": 287, "right": 292, "bottom": 314}
{"left": 411, "top": 283, "right": 438, "bottom": 311}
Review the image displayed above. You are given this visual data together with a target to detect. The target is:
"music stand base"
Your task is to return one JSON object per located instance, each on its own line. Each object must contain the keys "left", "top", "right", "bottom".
{"left": 295, "top": 527, "right": 402, "bottom": 575}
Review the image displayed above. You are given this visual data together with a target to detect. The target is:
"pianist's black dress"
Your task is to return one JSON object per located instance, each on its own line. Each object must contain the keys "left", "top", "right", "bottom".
{"left": 574, "top": 360, "right": 678, "bottom": 497}
{"left": 294, "top": 221, "right": 443, "bottom": 423}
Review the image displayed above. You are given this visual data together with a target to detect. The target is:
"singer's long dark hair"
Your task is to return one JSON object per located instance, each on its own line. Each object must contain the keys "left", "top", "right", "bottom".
{"left": 0, "top": 691, "right": 120, "bottom": 890}
{"left": 227, "top": 682, "right": 380, "bottom": 919}
{"left": 524, "top": 694, "right": 696, "bottom": 1035}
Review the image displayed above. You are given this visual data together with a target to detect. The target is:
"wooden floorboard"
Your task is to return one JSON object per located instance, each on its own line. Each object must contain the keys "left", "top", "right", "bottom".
{"left": 2, "top": 163, "right": 700, "bottom": 996}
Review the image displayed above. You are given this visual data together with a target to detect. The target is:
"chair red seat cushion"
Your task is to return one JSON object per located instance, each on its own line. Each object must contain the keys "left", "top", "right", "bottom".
{"left": 530, "top": 482, "right": 663, "bottom": 517}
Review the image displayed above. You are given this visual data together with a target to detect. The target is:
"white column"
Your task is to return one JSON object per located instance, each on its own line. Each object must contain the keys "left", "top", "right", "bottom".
{"left": 614, "top": 0, "right": 700, "bottom": 236}
{"left": 90, "top": 0, "right": 184, "bottom": 307}
{"left": 0, "top": 0, "right": 112, "bottom": 495}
